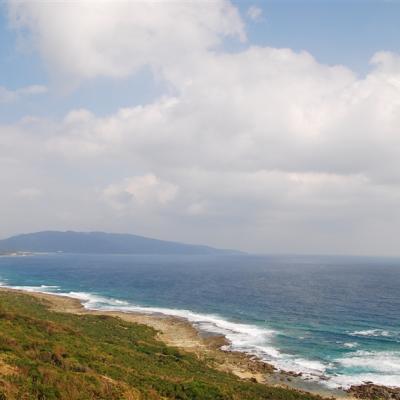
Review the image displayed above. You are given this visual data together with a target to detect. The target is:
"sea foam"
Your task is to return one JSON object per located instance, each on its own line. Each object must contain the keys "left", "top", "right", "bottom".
{"left": 324, "top": 350, "right": 400, "bottom": 389}
{"left": 349, "top": 329, "right": 392, "bottom": 338}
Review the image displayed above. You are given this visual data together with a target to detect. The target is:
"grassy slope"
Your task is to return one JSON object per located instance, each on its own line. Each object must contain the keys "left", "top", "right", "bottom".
{"left": 0, "top": 291, "right": 321, "bottom": 400}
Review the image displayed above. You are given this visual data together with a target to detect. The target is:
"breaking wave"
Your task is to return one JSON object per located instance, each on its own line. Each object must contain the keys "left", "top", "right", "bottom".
{"left": 349, "top": 329, "right": 392, "bottom": 338}
{"left": 326, "top": 350, "right": 400, "bottom": 388}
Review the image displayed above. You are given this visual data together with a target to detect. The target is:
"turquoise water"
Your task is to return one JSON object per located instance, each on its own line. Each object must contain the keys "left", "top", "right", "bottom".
{"left": 0, "top": 253, "right": 399, "bottom": 388}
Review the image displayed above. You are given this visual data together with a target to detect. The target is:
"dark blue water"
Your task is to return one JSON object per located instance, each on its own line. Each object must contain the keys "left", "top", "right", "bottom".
{"left": 1, "top": 253, "right": 399, "bottom": 388}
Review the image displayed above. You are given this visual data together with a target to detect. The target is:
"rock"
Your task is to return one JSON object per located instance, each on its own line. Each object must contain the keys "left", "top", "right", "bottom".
{"left": 347, "top": 384, "right": 400, "bottom": 400}
{"left": 285, "top": 370, "right": 302, "bottom": 377}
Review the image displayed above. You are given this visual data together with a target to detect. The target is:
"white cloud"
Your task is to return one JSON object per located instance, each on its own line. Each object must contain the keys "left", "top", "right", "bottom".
{"left": 43, "top": 47, "right": 400, "bottom": 181}
{"left": 17, "top": 187, "right": 42, "bottom": 198}
{"left": 247, "top": 5, "right": 263, "bottom": 21}
{"left": 7, "top": 0, "right": 245, "bottom": 84}
{"left": 103, "top": 174, "right": 178, "bottom": 212}
{"left": 186, "top": 202, "right": 208, "bottom": 216}
{"left": 0, "top": 84, "right": 47, "bottom": 103}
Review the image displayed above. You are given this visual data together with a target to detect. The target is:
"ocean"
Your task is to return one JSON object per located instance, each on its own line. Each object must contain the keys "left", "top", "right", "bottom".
{"left": 0, "top": 253, "right": 399, "bottom": 389}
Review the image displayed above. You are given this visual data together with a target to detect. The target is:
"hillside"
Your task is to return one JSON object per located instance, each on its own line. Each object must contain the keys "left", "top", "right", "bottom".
{"left": 0, "top": 231, "right": 239, "bottom": 255}
{"left": 0, "top": 290, "right": 321, "bottom": 400}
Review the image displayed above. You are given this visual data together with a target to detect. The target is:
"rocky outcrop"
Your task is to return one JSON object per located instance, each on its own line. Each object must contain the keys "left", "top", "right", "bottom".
{"left": 347, "top": 384, "right": 400, "bottom": 400}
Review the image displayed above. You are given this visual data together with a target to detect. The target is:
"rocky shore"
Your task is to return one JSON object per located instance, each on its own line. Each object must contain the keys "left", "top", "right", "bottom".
{"left": 347, "top": 384, "right": 400, "bottom": 400}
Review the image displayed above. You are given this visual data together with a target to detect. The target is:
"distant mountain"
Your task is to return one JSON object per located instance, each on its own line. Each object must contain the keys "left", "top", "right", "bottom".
{"left": 0, "top": 231, "right": 241, "bottom": 255}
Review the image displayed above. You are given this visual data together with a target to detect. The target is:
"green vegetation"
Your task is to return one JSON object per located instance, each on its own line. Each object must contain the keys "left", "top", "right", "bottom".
{"left": 0, "top": 291, "right": 320, "bottom": 400}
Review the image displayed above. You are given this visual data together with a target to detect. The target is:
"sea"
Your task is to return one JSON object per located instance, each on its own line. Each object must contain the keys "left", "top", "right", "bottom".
{"left": 0, "top": 253, "right": 399, "bottom": 389}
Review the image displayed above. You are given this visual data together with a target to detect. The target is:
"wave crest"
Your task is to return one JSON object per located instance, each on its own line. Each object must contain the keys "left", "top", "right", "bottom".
{"left": 349, "top": 329, "right": 392, "bottom": 338}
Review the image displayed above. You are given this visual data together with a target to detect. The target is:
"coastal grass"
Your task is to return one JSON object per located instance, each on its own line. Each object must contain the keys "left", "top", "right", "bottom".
{"left": 0, "top": 291, "right": 321, "bottom": 400}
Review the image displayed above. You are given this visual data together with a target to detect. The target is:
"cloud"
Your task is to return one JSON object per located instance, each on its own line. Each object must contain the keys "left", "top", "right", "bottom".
{"left": 103, "top": 174, "right": 178, "bottom": 212}
{"left": 247, "top": 5, "right": 263, "bottom": 21}
{"left": 186, "top": 202, "right": 208, "bottom": 216}
{"left": 7, "top": 0, "right": 245, "bottom": 84}
{"left": 0, "top": 84, "right": 47, "bottom": 103}
{"left": 2, "top": 1, "right": 400, "bottom": 255}
{"left": 16, "top": 187, "right": 42, "bottom": 199}
{"left": 43, "top": 47, "right": 400, "bottom": 182}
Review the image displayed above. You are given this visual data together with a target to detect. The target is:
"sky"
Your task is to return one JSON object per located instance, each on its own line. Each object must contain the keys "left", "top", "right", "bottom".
{"left": 1, "top": 0, "right": 400, "bottom": 256}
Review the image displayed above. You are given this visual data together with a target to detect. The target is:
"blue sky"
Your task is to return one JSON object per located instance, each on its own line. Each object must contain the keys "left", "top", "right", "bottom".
{"left": 241, "top": 1, "right": 400, "bottom": 74}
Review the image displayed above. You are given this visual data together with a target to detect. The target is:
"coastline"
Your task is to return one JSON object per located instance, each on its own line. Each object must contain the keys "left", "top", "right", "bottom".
{"left": 0, "top": 287, "right": 350, "bottom": 399}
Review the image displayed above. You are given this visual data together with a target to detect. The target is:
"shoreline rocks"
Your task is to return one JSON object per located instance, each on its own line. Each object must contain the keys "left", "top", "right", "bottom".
{"left": 347, "top": 384, "right": 400, "bottom": 400}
